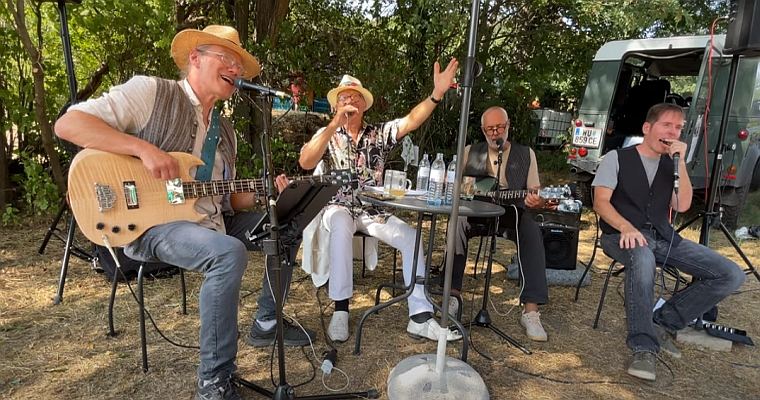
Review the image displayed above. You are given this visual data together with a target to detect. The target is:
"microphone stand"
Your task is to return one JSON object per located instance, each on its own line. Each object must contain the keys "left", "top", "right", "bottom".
{"left": 676, "top": 54, "right": 759, "bottom": 282}
{"left": 463, "top": 140, "right": 531, "bottom": 354}
{"left": 40, "top": 0, "right": 97, "bottom": 306}
{"left": 233, "top": 92, "right": 377, "bottom": 400}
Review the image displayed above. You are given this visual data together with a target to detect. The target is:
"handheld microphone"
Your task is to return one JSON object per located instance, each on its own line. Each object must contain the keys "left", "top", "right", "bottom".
{"left": 234, "top": 78, "right": 291, "bottom": 99}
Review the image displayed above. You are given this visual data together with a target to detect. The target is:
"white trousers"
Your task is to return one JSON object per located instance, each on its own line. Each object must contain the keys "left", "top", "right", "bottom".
{"left": 323, "top": 206, "right": 432, "bottom": 316}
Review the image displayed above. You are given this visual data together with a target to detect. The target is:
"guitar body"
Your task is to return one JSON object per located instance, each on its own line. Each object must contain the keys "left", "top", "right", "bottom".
{"left": 473, "top": 177, "right": 497, "bottom": 195}
{"left": 68, "top": 149, "right": 205, "bottom": 247}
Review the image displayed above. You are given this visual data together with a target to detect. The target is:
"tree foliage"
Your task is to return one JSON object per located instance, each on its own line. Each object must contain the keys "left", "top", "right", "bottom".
{"left": 0, "top": 0, "right": 731, "bottom": 220}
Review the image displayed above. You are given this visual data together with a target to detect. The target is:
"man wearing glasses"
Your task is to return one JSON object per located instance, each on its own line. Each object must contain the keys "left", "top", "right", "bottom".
{"left": 446, "top": 106, "right": 550, "bottom": 342}
{"left": 55, "top": 26, "right": 316, "bottom": 400}
{"left": 299, "top": 60, "right": 464, "bottom": 344}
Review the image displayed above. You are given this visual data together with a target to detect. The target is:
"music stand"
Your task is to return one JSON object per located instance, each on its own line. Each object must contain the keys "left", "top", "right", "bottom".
{"left": 234, "top": 91, "right": 377, "bottom": 400}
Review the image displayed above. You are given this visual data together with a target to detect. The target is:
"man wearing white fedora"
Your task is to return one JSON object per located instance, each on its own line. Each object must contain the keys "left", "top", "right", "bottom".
{"left": 299, "top": 59, "right": 462, "bottom": 344}
{"left": 56, "top": 25, "right": 315, "bottom": 400}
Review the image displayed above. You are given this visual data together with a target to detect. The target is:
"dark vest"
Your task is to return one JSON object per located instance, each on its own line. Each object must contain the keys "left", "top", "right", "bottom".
{"left": 464, "top": 141, "right": 530, "bottom": 190}
{"left": 134, "top": 78, "right": 237, "bottom": 179}
{"left": 600, "top": 147, "right": 681, "bottom": 245}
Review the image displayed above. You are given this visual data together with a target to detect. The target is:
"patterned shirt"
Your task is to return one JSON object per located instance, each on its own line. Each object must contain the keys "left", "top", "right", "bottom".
{"left": 312, "top": 119, "right": 401, "bottom": 210}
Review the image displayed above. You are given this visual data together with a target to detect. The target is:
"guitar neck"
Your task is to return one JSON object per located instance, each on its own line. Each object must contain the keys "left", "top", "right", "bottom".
{"left": 487, "top": 188, "right": 538, "bottom": 201}
{"left": 182, "top": 175, "right": 314, "bottom": 199}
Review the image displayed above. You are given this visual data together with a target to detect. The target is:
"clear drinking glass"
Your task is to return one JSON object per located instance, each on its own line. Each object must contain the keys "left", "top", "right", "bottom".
{"left": 460, "top": 176, "right": 477, "bottom": 200}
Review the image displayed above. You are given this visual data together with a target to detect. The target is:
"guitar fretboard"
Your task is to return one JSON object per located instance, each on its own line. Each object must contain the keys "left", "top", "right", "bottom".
{"left": 182, "top": 175, "right": 316, "bottom": 198}
{"left": 183, "top": 179, "right": 265, "bottom": 198}
{"left": 486, "top": 189, "right": 538, "bottom": 200}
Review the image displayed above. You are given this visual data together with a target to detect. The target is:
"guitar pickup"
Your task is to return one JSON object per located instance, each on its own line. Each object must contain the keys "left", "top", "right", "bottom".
{"left": 123, "top": 181, "right": 139, "bottom": 209}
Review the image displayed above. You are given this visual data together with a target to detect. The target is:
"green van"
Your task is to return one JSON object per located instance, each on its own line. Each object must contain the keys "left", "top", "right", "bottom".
{"left": 568, "top": 34, "right": 760, "bottom": 229}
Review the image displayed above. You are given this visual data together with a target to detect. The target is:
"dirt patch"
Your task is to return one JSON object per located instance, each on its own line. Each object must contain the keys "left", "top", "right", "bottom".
{"left": 1, "top": 212, "right": 759, "bottom": 399}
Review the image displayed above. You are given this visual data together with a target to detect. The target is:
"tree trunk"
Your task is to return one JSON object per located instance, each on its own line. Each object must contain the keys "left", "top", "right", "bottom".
{"left": 7, "top": 0, "right": 66, "bottom": 196}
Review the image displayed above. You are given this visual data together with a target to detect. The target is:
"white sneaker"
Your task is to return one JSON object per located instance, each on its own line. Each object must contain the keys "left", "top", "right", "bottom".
{"left": 434, "top": 296, "right": 461, "bottom": 319}
{"left": 448, "top": 296, "right": 460, "bottom": 318}
{"left": 328, "top": 311, "right": 349, "bottom": 342}
{"left": 406, "top": 318, "right": 462, "bottom": 341}
{"left": 521, "top": 311, "right": 548, "bottom": 342}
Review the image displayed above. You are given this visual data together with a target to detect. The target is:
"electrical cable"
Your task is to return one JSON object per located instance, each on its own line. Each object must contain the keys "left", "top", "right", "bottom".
{"left": 101, "top": 241, "right": 199, "bottom": 350}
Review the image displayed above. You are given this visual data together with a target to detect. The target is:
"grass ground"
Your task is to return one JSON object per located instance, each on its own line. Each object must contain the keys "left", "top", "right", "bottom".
{"left": 1, "top": 174, "right": 759, "bottom": 400}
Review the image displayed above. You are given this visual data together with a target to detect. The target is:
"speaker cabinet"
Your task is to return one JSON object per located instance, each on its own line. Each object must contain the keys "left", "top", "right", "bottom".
{"left": 540, "top": 224, "right": 579, "bottom": 270}
{"left": 725, "top": 0, "right": 760, "bottom": 56}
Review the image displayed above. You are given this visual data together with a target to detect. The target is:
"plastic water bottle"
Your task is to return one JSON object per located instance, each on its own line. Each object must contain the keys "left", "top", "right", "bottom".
{"left": 426, "top": 153, "right": 446, "bottom": 206}
{"left": 444, "top": 155, "right": 457, "bottom": 205}
{"left": 417, "top": 154, "right": 430, "bottom": 192}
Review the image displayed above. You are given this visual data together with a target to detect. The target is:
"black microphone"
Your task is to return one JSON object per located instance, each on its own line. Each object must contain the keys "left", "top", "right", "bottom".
{"left": 673, "top": 152, "right": 680, "bottom": 192}
{"left": 234, "top": 78, "right": 291, "bottom": 99}
{"left": 495, "top": 137, "right": 504, "bottom": 152}
{"left": 661, "top": 139, "right": 681, "bottom": 192}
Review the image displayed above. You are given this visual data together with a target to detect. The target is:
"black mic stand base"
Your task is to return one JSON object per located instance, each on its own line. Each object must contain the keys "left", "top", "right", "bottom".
{"left": 234, "top": 377, "right": 378, "bottom": 400}
{"left": 465, "top": 309, "right": 532, "bottom": 355}
{"left": 462, "top": 221, "right": 531, "bottom": 356}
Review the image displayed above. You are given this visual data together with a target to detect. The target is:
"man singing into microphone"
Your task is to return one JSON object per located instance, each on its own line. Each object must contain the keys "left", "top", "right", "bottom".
{"left": 592, "top": 103, "right": 745, "bottom": 381}
{"left": 447, "top": 106, "right": 551, "bottom": 342}
{"left": 299, "top": 60, "right": 463, "bottom": 343}
{"left": 55, "top": 26, "right": 317, "bottom": 400}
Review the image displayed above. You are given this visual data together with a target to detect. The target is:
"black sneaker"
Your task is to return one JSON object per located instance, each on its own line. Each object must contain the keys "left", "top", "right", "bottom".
{"left": 247, "top": 319, "right": 317, "bottom": 348}
{"left": 195, "top": 376, "right": 241, "bottom": 400}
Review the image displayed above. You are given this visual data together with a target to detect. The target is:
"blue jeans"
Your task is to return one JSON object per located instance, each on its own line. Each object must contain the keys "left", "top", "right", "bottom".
{"left": 124, "top": 212, "right": 296, "bottom": 381}
{"left": 600, "top": 226, "right": 745, "bottom": 355}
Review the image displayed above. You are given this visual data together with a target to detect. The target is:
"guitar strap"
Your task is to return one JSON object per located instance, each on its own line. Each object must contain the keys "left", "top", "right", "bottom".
{"left": 195, "top": 109, "right": 220, "bottom": 182}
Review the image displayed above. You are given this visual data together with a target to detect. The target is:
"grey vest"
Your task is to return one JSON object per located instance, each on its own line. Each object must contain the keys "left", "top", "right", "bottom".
{"left": 464, "top": 141, "right": 530, "bottom": 190}
{"left": 135, "top": 78, "right": 237, "bottom": 179}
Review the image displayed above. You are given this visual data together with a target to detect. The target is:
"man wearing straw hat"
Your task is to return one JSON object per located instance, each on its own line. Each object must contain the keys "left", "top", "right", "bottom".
{"left": 299, "top": 59, "right": 462, "bottom": 344}
{"left": 56, "top": 26, "right": 316, "bottom": 400}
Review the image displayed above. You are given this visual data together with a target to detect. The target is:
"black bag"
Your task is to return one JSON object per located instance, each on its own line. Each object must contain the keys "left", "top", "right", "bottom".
{"left": 95, "top": 245, "right": 179, "bottom": 282}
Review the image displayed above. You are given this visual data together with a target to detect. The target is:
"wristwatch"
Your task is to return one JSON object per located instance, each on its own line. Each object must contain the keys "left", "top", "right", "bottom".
{"left": 429, "top": 95, "right": 441, "bottom": 104}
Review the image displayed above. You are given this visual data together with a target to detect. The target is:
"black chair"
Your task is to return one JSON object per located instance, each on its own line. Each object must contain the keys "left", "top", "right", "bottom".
{"left": 575, "top": 212, "right": 687, "bottom": 328}
{"left": 355, "top": 231, "right": 398, "bottom": 281}
{"left": 105, "top": 259, "right": 187, "bottom": 373}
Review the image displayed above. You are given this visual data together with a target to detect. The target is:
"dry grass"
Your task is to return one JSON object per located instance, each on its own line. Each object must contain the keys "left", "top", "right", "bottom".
{"left": 1, "top": 208, "right": 759, "bottom": 400}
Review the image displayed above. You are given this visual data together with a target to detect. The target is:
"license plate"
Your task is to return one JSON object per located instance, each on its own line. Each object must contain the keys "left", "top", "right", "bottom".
{"left": 572, "top": 127, "right": 603, "bottom": 148}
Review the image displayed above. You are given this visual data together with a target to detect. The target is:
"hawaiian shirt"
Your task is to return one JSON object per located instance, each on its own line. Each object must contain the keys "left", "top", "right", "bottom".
{"left": 314, "top": 119, "right": 401, "bottom": 210}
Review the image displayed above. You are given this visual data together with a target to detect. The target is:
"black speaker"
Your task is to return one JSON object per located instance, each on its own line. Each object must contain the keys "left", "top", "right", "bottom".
{"left": 539, "top": 224, "right": 579, "bottom": 270}
{"left": 725, "top": 0, "right": 760, "bottom": 56}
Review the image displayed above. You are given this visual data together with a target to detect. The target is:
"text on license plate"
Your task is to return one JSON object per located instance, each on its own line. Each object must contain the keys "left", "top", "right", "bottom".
{"left": 572, "top": 127, "right": 602, "bottom": 148}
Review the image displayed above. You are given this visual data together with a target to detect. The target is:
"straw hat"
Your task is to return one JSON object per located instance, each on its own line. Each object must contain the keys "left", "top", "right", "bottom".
{"left": 171, "top": 25, "right": 260, "bottom": 79}
{"left": 327, "top": 75, "right": 374, "bottom": 111}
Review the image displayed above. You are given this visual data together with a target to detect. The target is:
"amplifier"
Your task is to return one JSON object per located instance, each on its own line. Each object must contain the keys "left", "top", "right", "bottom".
{"left": 524, "top": 208, "right": 581, "bottom": 228}
{"left": 539, "top": 224, "right": 579, "bottom": 270}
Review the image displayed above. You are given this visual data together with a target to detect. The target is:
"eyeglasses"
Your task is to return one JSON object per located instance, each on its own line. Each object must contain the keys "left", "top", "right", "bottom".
{"left": 483, "top": 123, "right": 508, "bottom": 135}
{"left": 338, "top": 93, "right": 363, "bottom": 102}
{"left": 199, "top": 50, "right": 247, "bottom": 77}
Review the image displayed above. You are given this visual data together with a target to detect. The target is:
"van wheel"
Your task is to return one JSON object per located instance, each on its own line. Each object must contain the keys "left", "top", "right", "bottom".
{"left": 577, "top": 180, "right": 593, "bottom": 207}
{"left": 722, "top": 184, "right": 748, "bottom": 230}
{"left": 749, "top": 160, "right": 760, "bottom": 192}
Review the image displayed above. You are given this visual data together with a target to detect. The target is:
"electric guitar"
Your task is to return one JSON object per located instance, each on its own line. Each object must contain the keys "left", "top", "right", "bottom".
{"left": 67, "top": 149, "right": 351, "bottom": 247}
{"left": 471, "top": 177, "right": 573, "bottom": 205}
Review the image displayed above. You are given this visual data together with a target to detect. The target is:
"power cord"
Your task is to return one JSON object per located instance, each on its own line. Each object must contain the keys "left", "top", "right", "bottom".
{"left": 101, "top": 238, "right": 199, "bottom": 350}
{"left": 261, "top": 256, "right": 318, "bottom": 388}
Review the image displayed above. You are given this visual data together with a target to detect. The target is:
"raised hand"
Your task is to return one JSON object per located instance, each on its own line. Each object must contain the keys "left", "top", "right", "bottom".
{"left": 432, "top": 58, "right": 458, "bottom": 99}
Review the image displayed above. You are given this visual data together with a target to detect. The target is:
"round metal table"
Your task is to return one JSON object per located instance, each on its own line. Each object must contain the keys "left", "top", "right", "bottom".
{"left": 354, "top": 195, "right": 504, "bottom": 360}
